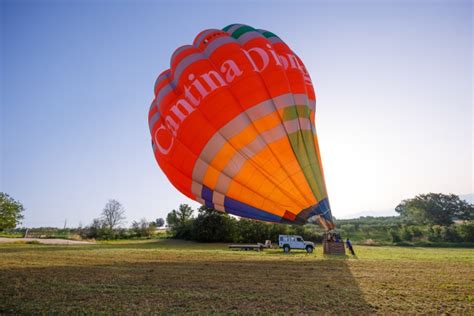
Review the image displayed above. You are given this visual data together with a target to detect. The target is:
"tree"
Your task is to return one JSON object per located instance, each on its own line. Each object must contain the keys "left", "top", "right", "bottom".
{"left": 395, "top": 193, "right": 473, "bottom": 226}
{"left": 82, "top": 218, "right": 105, "bottom": 239}
{"left": 388, "top": 229, "right": 401, "bottom": 243}
{"left": 130, "top": 218, "right": 156, "bottom": 238}
{"left": 234, "top": 219, "right": 270, "bottom": 243}
{"left": 427, "top": 225, "right": 442, "bottom": 242}
{"left": 401, "top": 226, "right": 413, "bottom": 241}
{"left": 101, "top": 199, "right": 126, "bottom": 230}
{"left": 155, "top": 217, "right": 165, "bottom": 227}
{"left": 192, "top": 206, "right": 236, "bottom": 242}
{"left": 0, "top": 193, "right": 25, "bottom": 231}
{"left": 166, "top": 204, "right": 194, "bottom": 239}
{"left": 441, "top": 225, "right": 461, "bottom": 242}
{"left": 457, "top": 223, "right": 474, "bottom": 242}
{"left": 166, "top": 204, "right": 194, "bottom": 227}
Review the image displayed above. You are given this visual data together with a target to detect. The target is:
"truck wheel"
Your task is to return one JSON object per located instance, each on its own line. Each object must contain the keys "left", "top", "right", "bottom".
{"left": 306, "top": 246, "right": 314, "bottom": 253}
{"left": 283, "top": 245, "right": 290, "bottom": 253}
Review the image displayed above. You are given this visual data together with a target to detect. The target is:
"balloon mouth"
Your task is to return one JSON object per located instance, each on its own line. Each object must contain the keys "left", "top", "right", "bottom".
{"left": 294, "top": 198, "right": 335, "bottom": 229}
{"left": 307, "top": 215, "right": 335, "bottom": 231}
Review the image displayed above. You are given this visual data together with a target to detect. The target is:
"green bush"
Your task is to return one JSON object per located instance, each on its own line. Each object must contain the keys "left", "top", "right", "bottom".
{"left": 389, "top": 229, "right": 401, "bottom": 242}
{"left": 234, "top": 219, "right": 269, "bottom": 243}
{"left": 457, "top": 223, "right": 474, "bottom": 242}
{"left": 401, "top": 226, "right": 413, "bottom": 241}
{"left": 428, "top": 225, "right": 442, "bottom": 242}
{"left": 192, "top": 208, "right": 236, "bottom": 242}
{"left": 130, "top": 219, "right": 156, "bottom": 238}
{"left": 440, "top": 225, "right": 461, "bottom": 242}
{"left": 339, "top": 224, "right": 355, "bottom": 234}
{"left": 411, "top": 226, "right": 423, "bottom": 239}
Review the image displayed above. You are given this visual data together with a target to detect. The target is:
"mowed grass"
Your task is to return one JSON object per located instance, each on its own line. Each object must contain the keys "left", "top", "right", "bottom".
{"left": 0, "top": 240, "right": 472, "bottom": 314}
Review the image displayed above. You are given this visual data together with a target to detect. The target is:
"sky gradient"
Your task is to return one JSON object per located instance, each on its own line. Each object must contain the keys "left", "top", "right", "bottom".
{"left": 1, "top": 0, "right": 472, "bottom": 227}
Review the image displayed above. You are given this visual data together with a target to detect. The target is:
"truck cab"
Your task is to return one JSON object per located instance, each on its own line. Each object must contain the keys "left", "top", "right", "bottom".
{"left": 278, "top": 235, "right": 315, "bottom": 253}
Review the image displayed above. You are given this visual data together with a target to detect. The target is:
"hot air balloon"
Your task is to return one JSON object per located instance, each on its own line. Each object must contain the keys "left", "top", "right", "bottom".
{"left": 148, "top": 24, "right": 334, "bottom": 230}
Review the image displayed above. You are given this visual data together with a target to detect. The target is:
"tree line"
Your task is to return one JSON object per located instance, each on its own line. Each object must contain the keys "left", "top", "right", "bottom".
{"left": 0, "top": 196, "right": 165, "bottom": 240}
{"left": 165, "top": 193, "right": 473, "bottom": 244}
{"left": 1, "top": 192, "right": 473, "bottom": 244}
{"left": 166, "top": 204, "right": 324, "bottom": 243}
{"left": 76, "top": 199, "right": 166, "bottom": 239}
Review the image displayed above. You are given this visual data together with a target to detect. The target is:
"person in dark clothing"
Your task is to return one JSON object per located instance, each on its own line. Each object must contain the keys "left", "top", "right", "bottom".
{"left": 346, "top": 238, "right": 355, "bottom": 256}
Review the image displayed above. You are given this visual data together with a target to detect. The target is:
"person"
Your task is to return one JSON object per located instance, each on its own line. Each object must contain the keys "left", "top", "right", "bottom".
{"left": 346, "top": 238, "right": 355, "bottom": 256}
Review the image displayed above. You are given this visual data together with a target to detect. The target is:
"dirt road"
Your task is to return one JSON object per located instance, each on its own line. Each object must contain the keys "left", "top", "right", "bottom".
{"left": 0, "top": 237, "right": 94, "bottom": 245}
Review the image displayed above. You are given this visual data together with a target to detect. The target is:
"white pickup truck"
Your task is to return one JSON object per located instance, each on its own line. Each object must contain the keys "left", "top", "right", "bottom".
{"left": 278, "top": 235, "right": 315, "bottom": 253}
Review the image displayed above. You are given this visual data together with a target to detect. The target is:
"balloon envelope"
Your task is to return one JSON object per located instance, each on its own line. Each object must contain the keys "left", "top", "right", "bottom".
{"left": 148, "top": 24, "right": 334, "bottom": 229}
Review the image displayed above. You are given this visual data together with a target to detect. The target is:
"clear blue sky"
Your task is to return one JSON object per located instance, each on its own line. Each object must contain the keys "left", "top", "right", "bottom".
{"left": 1, "top": 0, "right": 472, "bottom": 227}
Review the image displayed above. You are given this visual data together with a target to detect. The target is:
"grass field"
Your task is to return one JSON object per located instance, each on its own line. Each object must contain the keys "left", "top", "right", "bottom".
{"left": 0, "top": 240, "right": 473, "bottom": 314}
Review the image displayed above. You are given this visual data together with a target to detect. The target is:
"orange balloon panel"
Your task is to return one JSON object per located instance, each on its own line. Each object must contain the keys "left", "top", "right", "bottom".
{"left": 148, "top": 24, "right": 334, "bottom": 229}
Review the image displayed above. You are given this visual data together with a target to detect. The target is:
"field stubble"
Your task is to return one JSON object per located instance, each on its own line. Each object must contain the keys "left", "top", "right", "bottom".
{"left": 0, "top": 240, "right": 472, "bottom": 314}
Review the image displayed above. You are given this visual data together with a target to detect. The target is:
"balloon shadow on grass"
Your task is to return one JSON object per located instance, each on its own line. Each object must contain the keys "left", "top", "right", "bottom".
{"left": 0, "top": 253, "right": 375, "bottom": 314}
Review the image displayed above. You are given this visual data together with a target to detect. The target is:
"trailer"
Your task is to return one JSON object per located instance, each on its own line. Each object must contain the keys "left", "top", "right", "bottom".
{"left": 228, "top": 240, "right": 272, "bottom": 251}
